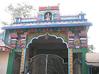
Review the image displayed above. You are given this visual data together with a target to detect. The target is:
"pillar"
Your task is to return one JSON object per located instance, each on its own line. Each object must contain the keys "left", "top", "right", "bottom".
{"left": 68, "top": 48, "right": 73, "bottom": 74}
{"left": 20, "top": 48, "right": 25, "bottom": 74}
{"left": 70, "top": 48, "right": 73, "bottom": 74}
{"left": 6, "top": 49, "right": 15, "bottom": 74}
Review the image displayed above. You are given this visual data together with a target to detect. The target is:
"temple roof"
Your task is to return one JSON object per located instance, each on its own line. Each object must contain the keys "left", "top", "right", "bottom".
{"left": 2, "top": 20, "right": 91, "bottom": 29}
{"left": 1, "top": 9, "right": 92, "bottom": 30}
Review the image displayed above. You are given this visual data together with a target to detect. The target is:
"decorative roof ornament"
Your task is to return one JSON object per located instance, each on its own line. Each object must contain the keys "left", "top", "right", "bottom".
{"left": 39, "top": 5, "right": 59, "bottom": 11}
{"left": 2, "top": 5, "right": 92, "bottom": 29}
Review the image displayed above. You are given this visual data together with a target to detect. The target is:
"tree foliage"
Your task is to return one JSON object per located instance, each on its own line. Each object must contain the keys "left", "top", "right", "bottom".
{"left": 7, "top": 3, "right": 33, "bottom": 19}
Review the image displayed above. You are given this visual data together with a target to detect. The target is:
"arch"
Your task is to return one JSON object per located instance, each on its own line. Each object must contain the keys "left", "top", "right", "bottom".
{"left": 24, "top": 33, "right": 69, "bottom": 74}
{"left": 26, "top": 33, "right": 68, "bottom": 48}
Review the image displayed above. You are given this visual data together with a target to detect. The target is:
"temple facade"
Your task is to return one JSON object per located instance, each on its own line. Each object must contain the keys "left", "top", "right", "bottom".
{"left": 1, "top": 6, "right": 91, "bottom": 74}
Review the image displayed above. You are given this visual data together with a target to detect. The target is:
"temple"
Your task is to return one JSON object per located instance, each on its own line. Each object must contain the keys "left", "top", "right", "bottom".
{"left": 1, "top": 5, "right": 93, "bottom": 74}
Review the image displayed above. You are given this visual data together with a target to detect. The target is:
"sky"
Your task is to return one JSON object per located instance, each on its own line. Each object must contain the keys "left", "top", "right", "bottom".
{"left": 0, "top": 0, "right": 99, "bottom": 52}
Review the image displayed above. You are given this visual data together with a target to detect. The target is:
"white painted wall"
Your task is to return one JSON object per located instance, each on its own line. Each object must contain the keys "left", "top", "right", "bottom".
{"left": 0, "top": 52, "right": 9, "bottom": 74}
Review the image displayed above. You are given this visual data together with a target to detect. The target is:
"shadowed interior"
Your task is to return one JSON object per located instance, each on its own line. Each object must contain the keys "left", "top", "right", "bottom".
{"left": 26, "top": 35, "right": 68, "bottom": 74}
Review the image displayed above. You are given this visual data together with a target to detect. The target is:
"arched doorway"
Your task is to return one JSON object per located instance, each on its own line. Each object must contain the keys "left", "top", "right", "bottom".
{"left": 25, "top": 34, "right": 68, "bottom": 74}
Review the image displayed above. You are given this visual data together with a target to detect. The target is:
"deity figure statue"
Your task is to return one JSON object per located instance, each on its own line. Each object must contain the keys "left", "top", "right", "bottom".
{"left": 44, "top": 12, "right": 52, "bottom": 21}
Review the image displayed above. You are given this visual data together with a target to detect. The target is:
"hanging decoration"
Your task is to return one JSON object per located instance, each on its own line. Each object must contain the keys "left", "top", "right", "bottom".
{"left": 17, "top": 33, "right": 27, "bottom": 48}
{"left": 68, "top": 31, "right": 75, "bottom": 48}
{"left": 79, "top": 30, "right": 87, "bottom": 48}
{"left": 9, "top": 32, "right": 27, "bottom": 49}
{"left": 10, "top": 33, "right": 18, "bottom": 48}
{"left": 68, "top": 26, "right": 88, "bottom": 48}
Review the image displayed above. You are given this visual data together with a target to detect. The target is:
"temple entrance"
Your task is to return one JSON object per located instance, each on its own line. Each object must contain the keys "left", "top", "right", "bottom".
{"left": 25, "top": 34, "right": 68, "bottom": 74}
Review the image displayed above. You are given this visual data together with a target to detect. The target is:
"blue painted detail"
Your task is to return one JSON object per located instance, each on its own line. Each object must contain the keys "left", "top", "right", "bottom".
{"left": 2, "top": 22, "right": 91, "bottom": 29}
{"left": 0, "top": 32, "right": 5, "bottom": 39}
{"left": 14, "top": 19, "right": 87, "bottom": 24}
{"left": 68, "top": 48, "right": 70, "bottom": 74}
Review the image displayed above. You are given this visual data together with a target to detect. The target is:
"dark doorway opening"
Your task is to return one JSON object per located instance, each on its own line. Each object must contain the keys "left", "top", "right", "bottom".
{"left": 92, "top": 67, "right": 99, "bottom": 74}
{"left": 26, "top": 35, "right": 68, "bottom": 74}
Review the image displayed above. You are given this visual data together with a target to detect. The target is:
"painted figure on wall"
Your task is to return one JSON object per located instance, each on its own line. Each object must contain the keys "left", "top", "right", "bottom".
{"left": 44, "top": 12, "right": 52, "bottom": 21}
